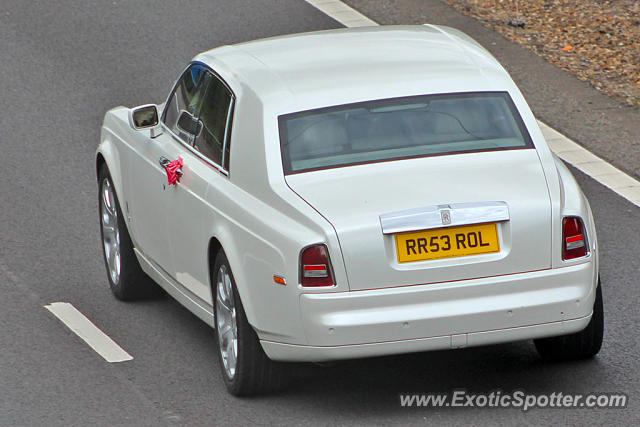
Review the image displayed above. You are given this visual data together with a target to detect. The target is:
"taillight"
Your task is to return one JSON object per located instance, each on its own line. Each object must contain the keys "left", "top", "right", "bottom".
{"left": 300, "top": 244, "right": 334, "bottom": 287}
{"left": 562, "top": 216, "right": 588, "bottom": 260}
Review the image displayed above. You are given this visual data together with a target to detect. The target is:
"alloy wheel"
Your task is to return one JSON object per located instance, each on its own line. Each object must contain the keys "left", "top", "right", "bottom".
{"left": 216, "top": 264, "right": 238, "bottom": 379}
{"left": 100, "top": 178, "right": 121, "bottom": 285}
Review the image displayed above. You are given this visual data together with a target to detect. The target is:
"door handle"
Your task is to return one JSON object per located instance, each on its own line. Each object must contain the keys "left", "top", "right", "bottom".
{"left": 160, "top": 156, "right": 183, "bottom": 176}
{"left": 159, "top": 156, "right": 184, "bottom": 185}
{"left": 159, "top": 156, "right": 171, "bottom": 168}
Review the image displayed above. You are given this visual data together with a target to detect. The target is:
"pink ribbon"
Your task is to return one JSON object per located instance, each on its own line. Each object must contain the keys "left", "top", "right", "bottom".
{"left": 165, "top": 157, "right": 184, "bottom": 185}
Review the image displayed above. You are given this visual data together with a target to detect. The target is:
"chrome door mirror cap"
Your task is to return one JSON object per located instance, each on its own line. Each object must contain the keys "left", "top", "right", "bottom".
{"left": 129, "top": 104, "right": 159, "bottom": 130}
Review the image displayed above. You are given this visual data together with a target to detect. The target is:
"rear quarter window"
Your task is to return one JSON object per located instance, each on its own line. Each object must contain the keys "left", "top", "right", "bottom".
{"left": 279, "top": 92, "right": 534, "bottom": 174}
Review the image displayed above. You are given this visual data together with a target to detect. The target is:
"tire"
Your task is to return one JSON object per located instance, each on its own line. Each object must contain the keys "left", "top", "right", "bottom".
{"left": 534, "top": 277, "right": 604, "bottom": 361}
{"left": 213, "top": 251, "right": 287, "bottom": 396}
{"left": 98, "top": 165, "right": 158, "bottom": 301}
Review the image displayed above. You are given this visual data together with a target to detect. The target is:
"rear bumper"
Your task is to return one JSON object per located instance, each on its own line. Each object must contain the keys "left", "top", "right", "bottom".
{"left": 262, "top": 315, "right": 591, "bottom": 362}
{"left": 261, "top": 262, "right": 596, "bottom": 362}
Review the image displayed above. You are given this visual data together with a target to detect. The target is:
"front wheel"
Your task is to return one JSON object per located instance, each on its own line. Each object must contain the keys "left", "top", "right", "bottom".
{"left": 213, "top": 251, "right": 287, "bottom": 396}
{"left": 534, "top": 278, "right": 604, "bottom": 361}
{"left": 98, "top": 165, "right": 157, "bottom": 300}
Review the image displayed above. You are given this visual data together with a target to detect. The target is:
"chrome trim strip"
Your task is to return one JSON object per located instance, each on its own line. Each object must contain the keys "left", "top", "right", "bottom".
{"left": 161, "top": 64, "right": 192, "bottom": 123}
{"left": 159, "top": 61, "right": 236, "bottom": 177}
{"left": 222, "top": 96, "right": 234, "bottom": 170}
{"left": 134, "top": 248, "right": 214, "bottom": 324}
{"left": 380, "top": 201, "right": 509, "bottom": 234}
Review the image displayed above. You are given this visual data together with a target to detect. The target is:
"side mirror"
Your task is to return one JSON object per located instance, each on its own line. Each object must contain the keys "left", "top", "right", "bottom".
{"left": 177, "top": 110, "right": 202, "bottom": 137}
{"left": 130, "top": 104, "right": 158, "bottom": 129}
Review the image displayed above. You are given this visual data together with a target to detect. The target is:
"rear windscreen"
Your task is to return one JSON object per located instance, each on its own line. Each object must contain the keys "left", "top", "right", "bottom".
{"left": 279, "top": 92, "right": 533, "bottom": 174}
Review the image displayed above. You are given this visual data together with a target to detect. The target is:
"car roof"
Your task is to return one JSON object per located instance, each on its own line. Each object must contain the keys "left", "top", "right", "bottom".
{"left": 194, "top": 25, "right": 514, "bottom": 114}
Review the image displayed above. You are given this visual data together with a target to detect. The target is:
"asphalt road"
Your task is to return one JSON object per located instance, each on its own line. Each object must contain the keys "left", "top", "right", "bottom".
{"left": 0, "top": 0, "right": 638, "bottom": 425}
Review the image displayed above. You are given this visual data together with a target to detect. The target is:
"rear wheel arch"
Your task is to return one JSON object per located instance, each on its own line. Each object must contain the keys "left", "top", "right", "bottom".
{"left": 211, "top": 248, "right": 288, "bottom": 395}
{"left": 207, "top": 235, "right": 258, "bottom": 329}
{"left": 207, "top": 236, "right": 223, "bottom": 302}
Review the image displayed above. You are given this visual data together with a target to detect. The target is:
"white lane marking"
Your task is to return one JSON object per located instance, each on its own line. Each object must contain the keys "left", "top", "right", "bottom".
{"left": 44, "top": 302, "right": 133, "bottom": 363}
{"left": 305, "top": 0, "right": 376, "bottom": 26}
{"left": 304, "top": 0, "right": 640, "bottom": 208}
{"left": 538, "top": 122, "right": 640, "bottom": 207}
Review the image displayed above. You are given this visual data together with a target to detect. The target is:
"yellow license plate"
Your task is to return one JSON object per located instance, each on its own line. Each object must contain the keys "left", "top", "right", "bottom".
{"left": 395, "top": 223, "right": 500, "bottom": 263}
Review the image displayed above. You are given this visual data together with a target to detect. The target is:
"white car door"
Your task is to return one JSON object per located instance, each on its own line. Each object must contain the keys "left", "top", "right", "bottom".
{"left": 128, "top": 64, "right": 211, "bottom": 275}
{"left": 161, "top": 69, "right": 235, "bottom": 305}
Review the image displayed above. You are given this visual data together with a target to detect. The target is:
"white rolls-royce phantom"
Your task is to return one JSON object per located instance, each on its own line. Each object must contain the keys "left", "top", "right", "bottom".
{"left": 96, "top": 25, "right": 603, "bottom": 396}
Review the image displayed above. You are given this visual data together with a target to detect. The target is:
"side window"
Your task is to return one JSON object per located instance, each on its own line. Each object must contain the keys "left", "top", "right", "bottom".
{"left": 193, "top": 74, "right": 233, "bottom": 168}
{"left": 162, "top": 64, "right": 210, "bottom": 142}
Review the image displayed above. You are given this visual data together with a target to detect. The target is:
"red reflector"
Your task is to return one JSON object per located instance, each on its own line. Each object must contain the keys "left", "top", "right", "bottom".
{"left": 562, "top": 217, "right": 588, "bottom": 260}
{"left": 300, "top": 244, "right": 334, "bottom": 286}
